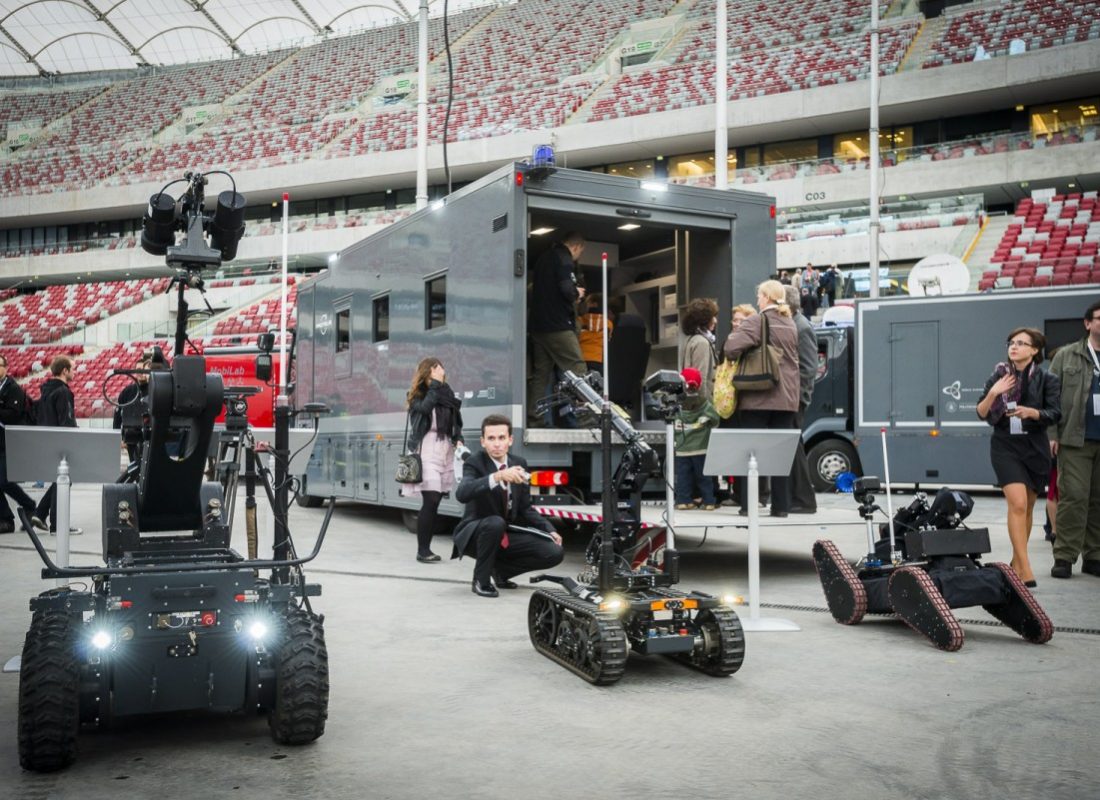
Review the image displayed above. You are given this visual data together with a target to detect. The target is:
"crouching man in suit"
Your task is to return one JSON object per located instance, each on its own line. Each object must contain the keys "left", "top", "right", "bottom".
{"left": 453, "top": 413, "right": 563, "bottom": 597}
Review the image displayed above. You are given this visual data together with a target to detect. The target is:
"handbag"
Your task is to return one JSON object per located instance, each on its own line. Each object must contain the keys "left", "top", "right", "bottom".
{"left": 395, "top": 410, "right": 423, "bottom": 484}
{"left": 731, "top": 312, "right": 782, "bottom": 392}
{"left": 712, "top": 358, "right": 738, "bottom": 418}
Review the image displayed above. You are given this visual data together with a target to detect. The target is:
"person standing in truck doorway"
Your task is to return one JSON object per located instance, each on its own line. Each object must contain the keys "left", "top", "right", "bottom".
{"left": 527, "top": 232, "right": 587, "bottom": 428}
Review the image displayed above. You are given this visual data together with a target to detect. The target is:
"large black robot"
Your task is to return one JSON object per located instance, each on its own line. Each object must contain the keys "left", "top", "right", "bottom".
{"left": 16, "top": 172, "right": 333, "bottom": 772}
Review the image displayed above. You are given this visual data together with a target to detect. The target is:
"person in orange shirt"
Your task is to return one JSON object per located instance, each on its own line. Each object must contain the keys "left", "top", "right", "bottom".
{"left": 578, "top": 293, "right": 614, "bottom": 372}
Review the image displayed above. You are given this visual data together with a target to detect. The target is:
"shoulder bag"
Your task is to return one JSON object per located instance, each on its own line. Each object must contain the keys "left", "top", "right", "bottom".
{"left": 712, "top": 358, "right": 738, "bottom": 418}
{"left": 395, "top": 409, "right": 423, "bottom": 484}
{"left": 731, "top": 311, "right": 782, "bottom": 392}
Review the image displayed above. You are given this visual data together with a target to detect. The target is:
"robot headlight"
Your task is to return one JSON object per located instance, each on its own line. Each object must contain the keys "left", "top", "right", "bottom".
{"left": 90, "top": 630, "right": 113, "bottom": 650}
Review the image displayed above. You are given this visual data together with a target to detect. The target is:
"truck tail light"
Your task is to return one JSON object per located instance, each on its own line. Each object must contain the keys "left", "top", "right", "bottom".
{"left": 528, "top": 470, "right": 568, "bottom": 487}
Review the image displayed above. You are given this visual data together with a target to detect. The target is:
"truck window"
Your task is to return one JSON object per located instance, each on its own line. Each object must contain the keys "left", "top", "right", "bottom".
{"left": 425, "top": 274, "right": 446, "bottom": 330}
{"left": 372, "top": 294, "right": 390, "bottom": 343}
{"left": 335, "top": 307, "right": 350, "bottom": 353}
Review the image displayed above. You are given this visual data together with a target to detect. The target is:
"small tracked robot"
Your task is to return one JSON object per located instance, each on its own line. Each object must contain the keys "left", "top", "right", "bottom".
{"left": 527, "top": 370, "right": 745, "bottom": 685}
{"left": 812, "top": 463, "right": 1052, "bottom": 651}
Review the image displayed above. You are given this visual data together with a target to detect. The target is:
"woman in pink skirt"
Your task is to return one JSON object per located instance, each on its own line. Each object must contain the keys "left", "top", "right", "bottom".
{"left": 403, "top": 357, "right": 464, "bottom": 562}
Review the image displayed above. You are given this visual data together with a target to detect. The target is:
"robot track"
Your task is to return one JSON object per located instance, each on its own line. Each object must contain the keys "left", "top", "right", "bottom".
{"left": 528, "top": 588, "right": 628, "bottom": 686}
{"left": 812, "top": 539, "right": 868, "bottom": 625}
{"left": 888, "top": 566, "right": 965, "bottom": 651}
{"left": 981, "top": 562, "right": 1054, "bottom": 644}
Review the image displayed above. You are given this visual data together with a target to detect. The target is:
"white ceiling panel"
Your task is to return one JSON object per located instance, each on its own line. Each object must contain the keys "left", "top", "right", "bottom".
{"left": 0, "top": 0, "right": 492, "bottom": 75}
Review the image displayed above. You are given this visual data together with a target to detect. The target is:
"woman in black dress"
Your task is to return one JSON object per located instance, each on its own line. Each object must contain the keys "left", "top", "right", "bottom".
{"left": 976, "top": 327, "right": 1061, "bottom": 587}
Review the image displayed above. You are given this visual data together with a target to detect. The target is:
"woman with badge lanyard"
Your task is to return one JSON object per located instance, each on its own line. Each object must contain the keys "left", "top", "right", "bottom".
{"left": 977, "top": 327, "right": 1061, "bottom": 587}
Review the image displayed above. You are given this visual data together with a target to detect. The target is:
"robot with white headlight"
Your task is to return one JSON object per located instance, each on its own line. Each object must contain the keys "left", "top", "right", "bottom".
{"left": 527, "top": 370, "right": 745, "bottom": 685}
{"left": 15, "top": 172, "right": 334, "bottom": 772}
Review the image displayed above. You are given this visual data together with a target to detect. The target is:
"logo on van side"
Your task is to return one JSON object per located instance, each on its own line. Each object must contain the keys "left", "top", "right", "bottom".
{"left": 316, "top": 313, "right": 332, "bottom": 335}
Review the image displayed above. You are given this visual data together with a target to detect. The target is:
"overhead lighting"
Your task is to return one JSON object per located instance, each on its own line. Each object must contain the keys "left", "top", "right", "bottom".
{"left": 530, "top": 227, "right": 555, "bottom": 236}
{"left": 1015, "top": 104, "right": 1025, "bottom": 111}
{"left": 618, "top": 223, "right": 641, "bottom": 231}
{"left": 1068, "top": 183, "right": 1076, "bottom": 188}
{"left": 641, "top": 181, "right": 668, "bottom": 192}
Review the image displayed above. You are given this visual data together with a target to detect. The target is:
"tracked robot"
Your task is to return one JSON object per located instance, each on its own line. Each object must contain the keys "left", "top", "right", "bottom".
{"left": 527, "top": 370, "right": 744, "bottom": 685}
{"left": 812, "top": 431, "right": 1052, "bottom": 651}
{"left": 16, "top": 172, "right": 334, "bottom": 772}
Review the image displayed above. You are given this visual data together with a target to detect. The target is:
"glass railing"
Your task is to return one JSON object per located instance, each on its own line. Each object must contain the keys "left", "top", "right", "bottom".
{"left": 776, "top": 193, "right": 985, "bottom": 241}
{"left": 671, "top": 125, "right": 1097, "bottom": 187}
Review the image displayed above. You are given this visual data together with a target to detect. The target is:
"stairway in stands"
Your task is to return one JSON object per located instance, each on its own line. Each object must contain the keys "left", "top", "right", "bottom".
{"left": 898, "top": 14, "right": 946, "bottom": 71}
{"left": 964, "top": 213, "right": 1014, "bottom": 289}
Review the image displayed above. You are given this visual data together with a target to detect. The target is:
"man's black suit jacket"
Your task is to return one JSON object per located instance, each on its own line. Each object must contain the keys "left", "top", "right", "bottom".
{"left": 452, "top": 449, "right": 554, "bottom": 558}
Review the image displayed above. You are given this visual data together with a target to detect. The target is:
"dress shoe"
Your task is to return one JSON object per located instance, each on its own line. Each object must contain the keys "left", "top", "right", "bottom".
{"left": 471, "top": 580, "right": 499, "bottom": 598}
{"left": 416, "top": 552, "right": 442, "bottom": 563}
{"left": 1082, "top": 560, "right": 1100, "bottom": 577}
{"left": 0, "top": 520, "right": 14, "bottom": 534}
{"left": 1050, "top": 559, "right": 1072, "bottom": 579}
{"left": 493, "top": 574, "right": 519, "bottom": 590}
{"left": 769, "top": 510, "right": 789, "bottom": 518}
{"left": 29, "top": 515, "right": 48, "bottom": 531}
{"left": 788, "top": 505, "right": 817, "bottom": 515}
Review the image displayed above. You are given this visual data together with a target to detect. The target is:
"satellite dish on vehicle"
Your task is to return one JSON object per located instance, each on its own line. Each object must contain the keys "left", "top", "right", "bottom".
{"left": 907, "top": 254, "right": 970, "bottom": 296}
{"left": 821, "top": 305, "right": 855, "bottom": 326}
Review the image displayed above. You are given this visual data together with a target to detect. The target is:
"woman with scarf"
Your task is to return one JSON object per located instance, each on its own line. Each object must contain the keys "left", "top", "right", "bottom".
{"left": 977, "top": 327, "right": 1061, "bottom": 587}
{"left": 681, "top": 297, "right": 720, "bottom": 401}
{"left": 404, "top": 357, "right": 464, "bottom": 563}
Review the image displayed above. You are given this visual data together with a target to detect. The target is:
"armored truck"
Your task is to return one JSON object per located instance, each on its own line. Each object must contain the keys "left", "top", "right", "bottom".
{"left": 294, "top": 163, "right": 776, "bottom": 518}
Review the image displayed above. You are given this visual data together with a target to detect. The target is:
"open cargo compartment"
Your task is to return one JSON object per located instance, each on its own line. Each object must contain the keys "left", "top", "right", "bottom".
{"left": 295, "top": 164, "right": 775, "bottom": 514}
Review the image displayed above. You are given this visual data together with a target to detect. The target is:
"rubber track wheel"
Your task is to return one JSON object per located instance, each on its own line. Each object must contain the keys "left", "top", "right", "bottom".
{"left": 269, "top": 607, "right": 330, "bottom": 745}
{"left": 19, "top": 610, "right": 80, "bottom": 772}
{"left": 888, "top": 565, "right": 964, "bottom": 652}
{"left": 687, "top": 607, "right": 746, "bottom": 677}
{"left": 981, "top": 562, "right": 1054, "bottom": 644}
{"left": 812, "top": 539, "right": 868, "bottom": 625}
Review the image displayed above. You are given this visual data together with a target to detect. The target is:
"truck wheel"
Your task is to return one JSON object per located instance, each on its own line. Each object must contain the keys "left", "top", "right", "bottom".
{"left": 402, "top": 510, "right": 456, "bottom": 537}
{"left": 807, "top": 439, "right": 859, "bottom": 492}
{"left": 19, "top": 610, "right": 80, "bottom": 772}
{"left": 296, "top": 493, "right": 324, "bottom": 509}
{"left": 269, "top": 606, "right": 329, "bottom": 745}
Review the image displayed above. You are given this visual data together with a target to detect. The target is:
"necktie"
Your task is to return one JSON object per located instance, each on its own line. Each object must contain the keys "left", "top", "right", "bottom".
{"left": 497, "top": 463, "right": 509, "bottom": 548}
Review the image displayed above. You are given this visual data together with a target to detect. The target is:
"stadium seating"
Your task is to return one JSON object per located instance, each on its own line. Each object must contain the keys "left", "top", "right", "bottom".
{"left": 213, "top": 286, "right": 299, "bottom": 337}
{"left": 0, "top": 279, "right": 170, "bottom": 345}
{"left": 981, "top": 191, "right": 1100, "bottom": 289}
{"left": 923, "top": 0, "right": 1100, "bottom": 68}
{"left": 0, "top": 344, "right": 84, "bottom": 380}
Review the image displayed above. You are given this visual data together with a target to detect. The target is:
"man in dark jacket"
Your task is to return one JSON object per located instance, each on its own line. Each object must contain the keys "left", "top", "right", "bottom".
{"left": 1049, "top": 299, "right": 1100, "bottom": 579}
{"left": 452, "top": 414, "right": 563, "bottom": 596}
{"left": 527, "top": 232, "right": 587, "bottom": 427}
{"left": 32, "top": 356, "right": 79, "bottom": 533}
{"left": 0, "top": 353, "right": 37, "bottom": 533}
{"left": 785, "top": 286, "right": 819, "bottom": 513}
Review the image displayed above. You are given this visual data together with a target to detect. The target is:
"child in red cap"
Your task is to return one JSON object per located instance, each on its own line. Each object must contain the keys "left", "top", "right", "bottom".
{"left": 674, "top": 367, "right": 720, "bottom": 510}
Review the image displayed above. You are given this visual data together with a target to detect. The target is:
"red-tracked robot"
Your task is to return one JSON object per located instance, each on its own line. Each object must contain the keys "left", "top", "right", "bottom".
{"left": 811, "top": 432, "right": 1052, "bottom": 651}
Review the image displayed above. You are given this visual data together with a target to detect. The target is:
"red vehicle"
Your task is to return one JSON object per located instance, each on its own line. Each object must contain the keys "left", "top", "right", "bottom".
{"left": 203, "top": 347, "right": 283, "bottom": 428}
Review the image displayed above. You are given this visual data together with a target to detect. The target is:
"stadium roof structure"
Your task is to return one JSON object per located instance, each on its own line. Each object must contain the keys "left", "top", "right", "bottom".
{"left": 0, "top": 0, "right": 486, "bottom": 77}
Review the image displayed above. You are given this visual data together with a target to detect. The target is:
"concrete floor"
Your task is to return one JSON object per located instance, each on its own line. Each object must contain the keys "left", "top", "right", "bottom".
{"left": 1, "top": 485, "right": 1097, "bottom": 800}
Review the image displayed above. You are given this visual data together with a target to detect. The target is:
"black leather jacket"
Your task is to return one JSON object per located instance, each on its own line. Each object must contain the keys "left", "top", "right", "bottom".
{"left": 980, "top": 363, "right": 1061, "bottom": 435}
{"left": 406, "top": 380, "right": 463, "bottom": 452}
